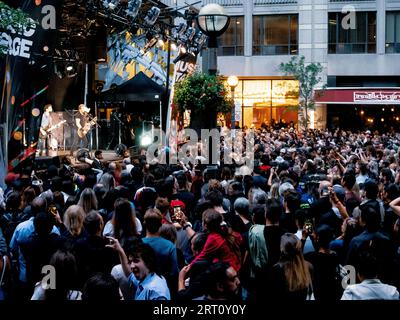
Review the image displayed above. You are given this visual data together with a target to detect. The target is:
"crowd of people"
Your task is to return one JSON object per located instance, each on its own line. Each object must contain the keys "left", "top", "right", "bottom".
{"left": 1, "top": 126, "right": 400, "bottom": 301}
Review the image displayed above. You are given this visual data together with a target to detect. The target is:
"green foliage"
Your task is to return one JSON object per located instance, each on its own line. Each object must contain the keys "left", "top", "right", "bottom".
{"left": 0, "top": 1, "right": 35, "bottom": 55}
{"left": 279, "top": 56, "right": 327, "bottom": 129}
{"left": 174, "top": 72, "right": 232, "bottom": 115}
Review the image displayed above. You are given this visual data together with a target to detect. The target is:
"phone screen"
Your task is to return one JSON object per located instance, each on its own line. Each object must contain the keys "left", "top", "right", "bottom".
{"left": 173, "top": 206, "right": 181, "bottom": 214}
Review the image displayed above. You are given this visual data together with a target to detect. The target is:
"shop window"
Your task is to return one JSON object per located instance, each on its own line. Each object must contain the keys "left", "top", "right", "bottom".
{"left": 386, "top": 11, "right": 400, "bottom": 53}
{"left": 218, "top": 16, "right": 244, "bottom": 56}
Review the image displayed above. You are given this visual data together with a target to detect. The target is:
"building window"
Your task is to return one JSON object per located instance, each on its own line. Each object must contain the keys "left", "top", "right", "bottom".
{"left": 328, "top": 11, "right": 376, "bottom": 54}
{"left": 386, "top": 11, "right": 400, "bottom": 53}
{"left": 218, "top": 16, "right": 244, "bottom": 56}
{"left": 252, "top": 14, "right": 298, "bottom": 56}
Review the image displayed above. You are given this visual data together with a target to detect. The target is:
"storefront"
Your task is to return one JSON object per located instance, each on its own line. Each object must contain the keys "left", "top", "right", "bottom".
{"left": 223, "top": 78, "right": 299, "bottom": 128}
{"left": 316, "top": 88, "right": 400, "bottom": 130}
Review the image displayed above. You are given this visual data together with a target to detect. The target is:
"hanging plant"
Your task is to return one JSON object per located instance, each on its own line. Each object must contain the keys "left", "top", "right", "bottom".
{"left": 174, "top": 72, "right": 232, "bottom": 116}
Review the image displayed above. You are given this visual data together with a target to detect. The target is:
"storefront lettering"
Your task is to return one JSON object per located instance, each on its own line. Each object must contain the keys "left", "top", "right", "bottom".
{"left": 353, "top": 92, "right": 400, "bottom": 103}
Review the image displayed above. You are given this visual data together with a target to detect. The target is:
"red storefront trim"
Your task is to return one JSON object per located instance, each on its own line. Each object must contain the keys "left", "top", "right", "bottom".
{"left": 315, "top": 88, "right": 400, "bottom": 105}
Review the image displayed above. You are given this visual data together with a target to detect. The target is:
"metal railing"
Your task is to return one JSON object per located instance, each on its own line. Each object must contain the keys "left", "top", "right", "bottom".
{"left": 202, "top": 0, "right": 243, "bottom": 6}
{"left": 254, "top": 0, "right": 297, "bottom": 5}
{"left": 329, "top": 0, "right": 375, "bottom": 2}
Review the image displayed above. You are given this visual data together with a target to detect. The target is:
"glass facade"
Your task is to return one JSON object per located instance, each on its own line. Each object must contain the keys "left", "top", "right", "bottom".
{"left": 253, "top": 14, "right": 298, "bottom": 55}
{"left": 224, "top": 79, "right": 299, "bottom": 128}
{"left": 218, "top": 16, "right": 245, "bottom": 56}
{"left": 328, "top": 11, "right": 377, "bottom": 54}
{"left": 386, "top": 11, "right": 400, "bottom": 53}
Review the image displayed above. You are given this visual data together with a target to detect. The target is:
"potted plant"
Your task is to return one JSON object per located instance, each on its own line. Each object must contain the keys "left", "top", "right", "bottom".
{"left": 173, "top": 72, "right": 232, "bottom": 134}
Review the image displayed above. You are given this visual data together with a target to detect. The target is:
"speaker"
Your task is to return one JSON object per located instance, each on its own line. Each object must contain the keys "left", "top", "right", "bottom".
{"left": 34, "top": 156, "right": 61, "bottom": 171}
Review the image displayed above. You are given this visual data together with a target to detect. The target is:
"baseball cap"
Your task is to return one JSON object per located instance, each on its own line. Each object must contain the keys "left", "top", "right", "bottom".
{"left": 170, "top": 200, "right": 186, "bottom": 211}
{"left": 5, "top": 172, "right": 20, "bottom": 185}
{"left": 333, "top": 184, "right": 346, "bottom": 202}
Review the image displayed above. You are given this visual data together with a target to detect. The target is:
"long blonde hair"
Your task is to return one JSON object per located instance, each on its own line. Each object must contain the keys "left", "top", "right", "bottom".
{"left": 280, "top": 233, "right": 312, "bottom": 292}
{"left": 78, "top": 188, "right": 98, "bottom": 214}
{"left": 63, "top": 205, "right": 85, "bottom": 237}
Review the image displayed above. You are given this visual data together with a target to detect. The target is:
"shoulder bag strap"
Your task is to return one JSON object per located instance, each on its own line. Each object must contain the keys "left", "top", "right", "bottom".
{"left": 0, "top": 256, "right": 7, "bottom": 286}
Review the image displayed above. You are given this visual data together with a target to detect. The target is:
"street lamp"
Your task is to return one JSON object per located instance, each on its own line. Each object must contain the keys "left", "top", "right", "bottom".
{"left": 227, "top": 75, "right": 239, "bottom": 130}
{"left": 197, "top": 4, "right": 230, "bottom": 75}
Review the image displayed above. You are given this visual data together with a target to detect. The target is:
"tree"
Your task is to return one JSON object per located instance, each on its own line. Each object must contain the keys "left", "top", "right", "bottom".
{"left": 0, "top": 1, "right": 34, "bottom": 55}
{"left": 173, "top": 72, "right": 232, "bottom": 133}
{"left": 279, "top": 56, "right": 326, "bottom": 130}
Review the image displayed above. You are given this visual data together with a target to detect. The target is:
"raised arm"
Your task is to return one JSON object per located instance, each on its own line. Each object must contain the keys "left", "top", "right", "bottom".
{"left": 389, "top": 196, "right": 400, "bottom": 217}
{"left": 107, "top": 237, "right": 131, "bottom": 277}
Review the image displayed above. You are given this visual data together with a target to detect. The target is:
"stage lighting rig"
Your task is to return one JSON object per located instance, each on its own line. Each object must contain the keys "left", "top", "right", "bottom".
{"left": 126, "top": 0, "right": 142, "bottom": 18}
{"left": 102, "top": 0, "right": 120, "bottom": 11}
{"left": 173, "top": 22, "right": 187, "bottom": 38}
{"left": 144, "top": 6, "right": 161, "bottom": 26}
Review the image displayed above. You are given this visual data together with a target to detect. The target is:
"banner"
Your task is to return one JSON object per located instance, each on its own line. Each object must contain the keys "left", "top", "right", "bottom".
{"left": 0, "top": 0, "right": 61, "bottom": 187}
{"left": 166, "top": 54, "right": 198, "bottom": 152}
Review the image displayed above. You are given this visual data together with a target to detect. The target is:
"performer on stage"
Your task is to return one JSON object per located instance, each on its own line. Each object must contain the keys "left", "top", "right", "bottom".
{"left": 38, "top": 104, "right": 53, "bottom": 156}
{"left": 71, "top": 104, "right": 94, "bottom": 153}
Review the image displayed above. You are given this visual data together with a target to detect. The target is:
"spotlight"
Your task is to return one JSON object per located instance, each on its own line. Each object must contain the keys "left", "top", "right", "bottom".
{"left": 174, "top": 23, "right": 187, "bottom": 38}
{"left": 392, "top": 108, "right": 395, "bottom": 112}
{"left": 140, "top": 134, "right": 152, "bottom": 147}
{"left": 43, "top": 45, "right": 49, "bottom": 52}
{"left": 157, "top": 38, "right": 165, "bottom": 47}
{"left": 102, "top": 0, "right": 119, "bottom": 11}
{"left": 184, "top": 27, "right": 196, "bottom": 42}
{"left": 126, "top": 0, "right": 142, "bottom": 18}
{"left": 143, "top": 37, "right": 158, "bottom": 52}
{"left": 66, "top": 64, "right": 74, "bottom": 71}
{"left": 144, "top": 7, "right": 161, "bottom": 26}
{"left": 193, "top": 31, "right": 208, "bottom": 52}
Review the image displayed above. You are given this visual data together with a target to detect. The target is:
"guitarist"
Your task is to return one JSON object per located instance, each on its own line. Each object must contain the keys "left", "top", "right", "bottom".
{"left": 71, "top": 104, "right": 92, "bottom": 153}
{"left": 38, "top": 104, "right": 54, "bottom": 156}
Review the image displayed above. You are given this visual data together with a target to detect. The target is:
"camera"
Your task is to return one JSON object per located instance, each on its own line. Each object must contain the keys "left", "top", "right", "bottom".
{"left": 304, "top": 220, "right": 313, "bottom": 234}
{"left": 172, "top": 206, "right": 183, "bottom": 222}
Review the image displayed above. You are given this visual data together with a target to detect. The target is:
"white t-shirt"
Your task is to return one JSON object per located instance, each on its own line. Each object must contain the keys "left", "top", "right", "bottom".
{"left": 103, "top": 218, "right": 142, "bottom": 237}
{"left": 31, "top": 282, "right": 82, "bottom": 300}
{"left": 111, "top": 264, "right": 135, "bottom": 300}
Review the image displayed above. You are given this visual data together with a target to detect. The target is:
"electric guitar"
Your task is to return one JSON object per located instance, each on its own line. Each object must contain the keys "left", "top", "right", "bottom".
{"left": 77, "top": 117, "right": 97, "bottom": 138}
{"left": 39, "top": 120, "right": 66, "bottom": 139}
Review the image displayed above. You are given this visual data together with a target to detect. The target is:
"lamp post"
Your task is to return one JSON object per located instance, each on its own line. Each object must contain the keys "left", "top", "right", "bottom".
{"left": 197, "top": 4, "right": 230, "bottom": 75}
{"left": 227, "top": 75, "right": 239, "bottom": 130}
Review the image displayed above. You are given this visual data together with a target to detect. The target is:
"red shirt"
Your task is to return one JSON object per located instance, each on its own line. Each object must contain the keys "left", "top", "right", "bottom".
{"left": 190, "top": 232, "right": 242, "bottom": 272}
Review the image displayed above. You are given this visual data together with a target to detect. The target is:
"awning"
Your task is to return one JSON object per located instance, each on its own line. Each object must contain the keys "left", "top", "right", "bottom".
{"left": 315, "top": 88, "right": 400, "bottom": 105}
{"left": 98, "top": 71, "right": 165, "bottom": 102}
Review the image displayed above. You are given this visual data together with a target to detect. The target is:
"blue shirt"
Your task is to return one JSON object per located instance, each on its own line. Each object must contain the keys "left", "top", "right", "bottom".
{"left": 10, "top": 217, "right": 60, "bottom": 282}
{"left": 128, "top": 272, "right": 170, "bottom": 300}
{"left": 142, "top": 237, "right": 179, "bottom": 276}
